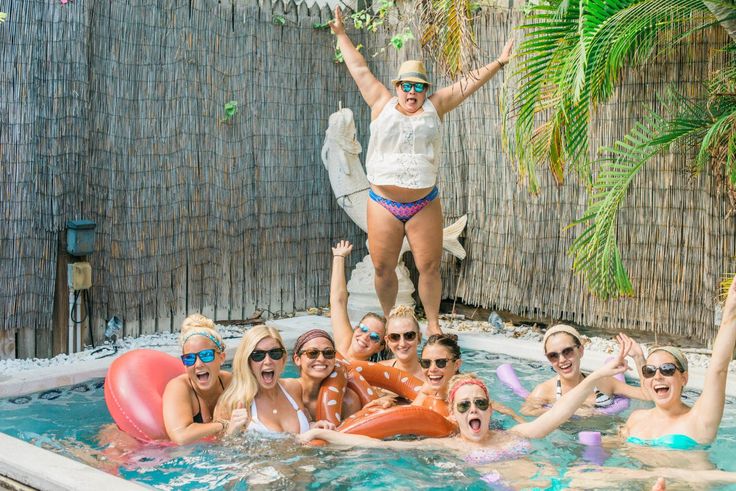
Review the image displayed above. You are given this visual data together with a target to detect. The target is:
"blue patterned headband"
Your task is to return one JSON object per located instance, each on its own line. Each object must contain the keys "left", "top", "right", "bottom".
{"left": 182, "top": 331, "right": 224, "bottom": 352}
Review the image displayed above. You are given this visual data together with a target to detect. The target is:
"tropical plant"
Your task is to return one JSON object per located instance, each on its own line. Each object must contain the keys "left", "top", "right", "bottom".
{"left": 512, "top": 0, "right": 736, "bottom": 298}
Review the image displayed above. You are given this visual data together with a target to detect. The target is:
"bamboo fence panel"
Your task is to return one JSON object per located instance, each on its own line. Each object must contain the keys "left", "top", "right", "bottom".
{"left": 0, "top": 0, "right": 734, "bottom": 360}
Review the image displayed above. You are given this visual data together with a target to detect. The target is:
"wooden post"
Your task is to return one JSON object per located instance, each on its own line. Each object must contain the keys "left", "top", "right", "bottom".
{"left": 52, "top": 232, "right": 70, "bottom": 356}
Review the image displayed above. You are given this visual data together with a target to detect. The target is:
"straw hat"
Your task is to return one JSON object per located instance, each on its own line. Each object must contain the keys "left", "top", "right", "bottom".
{"left": 391, "top": 60, "right": 431, "bottom": 85}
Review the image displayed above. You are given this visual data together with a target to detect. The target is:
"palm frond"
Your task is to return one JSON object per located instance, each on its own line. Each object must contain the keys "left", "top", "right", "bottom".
{"left": 416, "top": 0, "right": 478, "bottom": 79}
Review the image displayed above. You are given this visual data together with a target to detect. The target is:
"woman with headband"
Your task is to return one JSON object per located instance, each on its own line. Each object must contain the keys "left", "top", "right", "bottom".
{"left": 162, "top": 314, "right": 232, "bottom": 445}
{"left": 300, "top": 342, "right": 631, "bottom": 459}
{"left": 521, "top": 324, "right": 648, "bottom": 416}
{"left": 282, "top": 329, "right": 362, "bottom": 421}
{"left": 622, "top": 275, "right": 736, "bottom": 449}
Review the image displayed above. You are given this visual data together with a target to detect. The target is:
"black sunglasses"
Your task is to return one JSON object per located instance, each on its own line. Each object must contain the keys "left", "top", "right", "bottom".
{"left": 298, "top": 348, "right": 337, "bottom": 360}
{"left": 642, "top": 363, "right": 682, "bottom": 379}
{"left": 387, "top": 331, "right": 418, "bottom": 343}
{"left": 181, "top": 349, "right": 217, "bottom": 367}
{"left": 420, "top": 358, "right": 453, "bottom": 369}
{"left": 545, "top": 345, "right": 578, "bottom": 363}
{"left": 250, "top": 348, "right": 286, "bottom": 362}
{"left": 456, "top": 398, "right": 490, "bottom": 413}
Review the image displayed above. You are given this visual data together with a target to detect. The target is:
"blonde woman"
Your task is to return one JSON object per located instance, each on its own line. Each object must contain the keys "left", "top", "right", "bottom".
{"left": 379, "top": 305, "right": 424, "bottom": 380}
{"left": 162, "top": 314, "right": 232, "bottom": 445}
{"left": 215, "top": 325, "right": 321, "bottom": 435}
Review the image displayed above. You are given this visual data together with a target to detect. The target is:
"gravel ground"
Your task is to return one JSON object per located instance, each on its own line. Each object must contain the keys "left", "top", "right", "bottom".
{"left": 1, "top": 314, "right": 734, "bottom": 376}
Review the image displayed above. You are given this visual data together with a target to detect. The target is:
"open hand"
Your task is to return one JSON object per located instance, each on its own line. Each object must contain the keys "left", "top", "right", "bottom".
{"left": 497, "top": 39, "right": 514, "bottom": 66}
{"left": 328, "top": 6, "right": 346, "bottom": 36}
{"left": 363, "top": 394, "right": 396, "bottom": 410}
{"left": 332, "top": 239, "right": 353, "bottom": 258}
{"left": 722, "top": 274, "right": 736, "bottom": 326}
{"left": 616, "top": 333, "right": 644, "bottom": 360}
{"left": 311, "top": 420, "right": 337, "bottom": 430}
{"left": 593, "top": 338, "right": 631, "bottom": 379}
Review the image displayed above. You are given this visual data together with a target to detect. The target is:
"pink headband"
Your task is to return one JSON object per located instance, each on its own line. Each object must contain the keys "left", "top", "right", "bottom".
{"left": 449, "top": 378, "right": 489, "bottom": 404}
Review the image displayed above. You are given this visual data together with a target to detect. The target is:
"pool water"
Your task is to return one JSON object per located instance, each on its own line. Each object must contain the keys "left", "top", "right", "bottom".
{"left": 1, "top": 349, "right": 735, "bottom": 490}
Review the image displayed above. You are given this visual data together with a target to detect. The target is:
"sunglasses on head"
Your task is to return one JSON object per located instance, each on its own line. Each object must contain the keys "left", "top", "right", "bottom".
{"left": 419, "top": 358, "right": 452, "bottom": 369}
{"left": 642, "top": 362, "right": 682, "bottom": 379}
{"left": 399, "top": 82, "right": 426, "bottom": 93}
{"left": 249, "top": 348, "right": 286, "bottom": 362}
{"left": 387, "top": 331, "right": 418, "bottom": 343}
{"left": 298, "top": 348, "right": 337, "bottom": 360}
{"left": 181, "top": 349, "right": 217, "bottom": 367}
{"left": 545, "top": 345, "right": 578, "bottom": 363}
{"left": 456, "top": 398, "right": 490, "bottom": 413}
{"left": 357, "top": 324, "right": 382, "bottom": 344}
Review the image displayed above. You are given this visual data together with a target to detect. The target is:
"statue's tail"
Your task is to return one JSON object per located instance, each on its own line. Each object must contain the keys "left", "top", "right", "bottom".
{"left": 442, "top": 215, "right": 468, "bottom": 260}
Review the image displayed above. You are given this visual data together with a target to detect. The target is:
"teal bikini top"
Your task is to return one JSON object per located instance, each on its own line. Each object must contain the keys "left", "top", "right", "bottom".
{"left": 627, "top": 434, "right": 707, "bottom": 451}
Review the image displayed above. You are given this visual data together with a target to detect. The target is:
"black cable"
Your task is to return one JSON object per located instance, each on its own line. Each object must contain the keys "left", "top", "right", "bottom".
{"left": 70, "top": 290, "right": 89, "bottom": 325}
{"left": 86, "top": 289, "right": 95, "bottom": 348}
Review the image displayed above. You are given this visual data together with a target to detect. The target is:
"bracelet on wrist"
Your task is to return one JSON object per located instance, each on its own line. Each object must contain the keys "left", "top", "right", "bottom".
{"left": 496, "top": 58, "right": 507, "bottom": 68}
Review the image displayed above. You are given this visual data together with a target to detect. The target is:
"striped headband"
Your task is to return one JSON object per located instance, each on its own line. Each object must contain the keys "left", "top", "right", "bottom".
{"left": 294, "top": 329, "right": 334, "bottom": 355}
{"left": 182, "top": 331, "right": 224, "bottom": 352}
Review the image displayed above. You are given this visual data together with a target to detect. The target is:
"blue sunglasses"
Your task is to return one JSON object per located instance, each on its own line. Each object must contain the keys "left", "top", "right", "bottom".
{"left": 181, "top": 349, "right": 217, "bottom": 366}
{"left": 399, "top": 82, "right": 426, "bottom": 93}
{"left": 357, "top": 324, "right": 382, "bottom": 344}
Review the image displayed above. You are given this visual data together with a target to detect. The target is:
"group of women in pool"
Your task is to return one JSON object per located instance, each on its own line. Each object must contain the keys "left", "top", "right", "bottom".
{"left": 157, "top": 8, "right": 736, "bottom": 485}
{"left": 159, "top": 234, "right": 736, "bottom": 487}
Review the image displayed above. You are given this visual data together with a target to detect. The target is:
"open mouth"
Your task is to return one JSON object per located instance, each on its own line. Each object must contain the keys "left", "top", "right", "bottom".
{"left": 468, "top": 418, "right": 482, "bottom": 432}
{"left": 262, "top": 370, "right": 275, "bottom": 384}
{"left": 653, "top": 384, "right": 670, "bottom": 397}
{"left": 428, "top": 374, "right": 444, "bottom": 385}
{"left": 310, "top": 363, "right": 329, "bottom": 372}
{"left": 195, "top": 371, "right": 210, "bottom": 384}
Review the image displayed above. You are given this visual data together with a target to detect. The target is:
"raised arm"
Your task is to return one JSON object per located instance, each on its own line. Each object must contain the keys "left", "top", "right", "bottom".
{"left": 429, "top": 39, "right": 513, "bottom": 118}
{"left": 512, "top": 343, "right": 630, "bottom": 439}
{"left": 692, "top": 274, "right": 736, "bottom": 441}
{"left": 329, "top": 7, "right": 392, "bottom": 117}
{"left": 330, "top": 240, "right": 355, "bottom": 355}
{"left": 604, "top": 333, "right": 649, "bottom": 401}
{"left": 299, "top": 428, "right": 431, "bottom": 450}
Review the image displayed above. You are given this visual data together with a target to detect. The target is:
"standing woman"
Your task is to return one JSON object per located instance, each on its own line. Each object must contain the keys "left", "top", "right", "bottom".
{"left": 379, "top": 305, "right": 424, "bottom": 380}
{"left": 215, "top": 325, "right": 311, "bottom": 435}
{"left": 329, "top": 7, "right": 513, "bottom": 336}
{"left": 163, "top": 314, "right": 232, "bottom": 445}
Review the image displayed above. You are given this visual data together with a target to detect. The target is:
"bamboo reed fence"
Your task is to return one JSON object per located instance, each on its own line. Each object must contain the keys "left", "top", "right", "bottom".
{"left": 0, "top": 0, "right": 733, "bottom": 358}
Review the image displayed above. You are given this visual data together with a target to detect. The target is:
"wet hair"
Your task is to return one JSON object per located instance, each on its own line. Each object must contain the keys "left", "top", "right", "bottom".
{"left": 179, "top": 313, "right": 225, "bottom": 352}
{"left": 386, "top": 305, "right": 420, "bottom": 333}
{"left": 423, "top": 333, "right": 461, "bottom": 361}
{"left": 215, "top": 325, "right": 284, "bottom": 419}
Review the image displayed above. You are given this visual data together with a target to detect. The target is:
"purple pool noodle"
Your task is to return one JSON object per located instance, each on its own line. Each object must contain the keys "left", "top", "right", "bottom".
{"left": 495, "top": 363, "right": 530, "bottom": 399}
{"left": 578, "top": 431, "right": 602, "bottom": 446}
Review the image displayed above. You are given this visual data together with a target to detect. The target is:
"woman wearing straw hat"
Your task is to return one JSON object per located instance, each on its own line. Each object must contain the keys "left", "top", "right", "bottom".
{"left": 329, "top": 7, "right": 513, "bottom": 336}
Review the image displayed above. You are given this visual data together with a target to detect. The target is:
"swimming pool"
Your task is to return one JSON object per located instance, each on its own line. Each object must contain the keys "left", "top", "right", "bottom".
{"left": 2, "top": 347, "right": 735, "bottom": 490}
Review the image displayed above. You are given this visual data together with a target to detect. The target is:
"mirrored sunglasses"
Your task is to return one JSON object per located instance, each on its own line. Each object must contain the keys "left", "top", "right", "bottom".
{"left": 387, "top": 331, "right": 418, "bottom": 343}
{"left": 249, "top": 348, "right": 286, "bottom": 362}
{"left": 456, "top": 398, "right": 490, "bottom": 413}
{"left": 545, "top": 345, "right": 577, "bottom": 363}
{"left": 419, "top": 358, "right": 452, "bottom": 369}
{"left": 357, "top": 324, "right": 382, "bottom": 344}
{"left": 299, "top": 348, "right": 337, "bottom": 360}
{"left": 400, "top": 82, "right": 426, "bottom": 93}
{"left": 642, "top": 362, "right": 682, "bottom": 378}
{"left": 181, "top": 349, "right": 217, "bottom": 366}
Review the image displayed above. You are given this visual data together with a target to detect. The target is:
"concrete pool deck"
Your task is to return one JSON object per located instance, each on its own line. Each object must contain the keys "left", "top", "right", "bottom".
{"left": 0, "top": 315, "right": 735, "bottom": 490}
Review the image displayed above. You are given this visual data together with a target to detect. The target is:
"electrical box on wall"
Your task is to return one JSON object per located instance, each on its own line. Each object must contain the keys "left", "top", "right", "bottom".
{"left": 67, "top": 262, "right": 92, "bottom": 290}
{"left": 66, "top": 220, "right": 96, "bottom": 256}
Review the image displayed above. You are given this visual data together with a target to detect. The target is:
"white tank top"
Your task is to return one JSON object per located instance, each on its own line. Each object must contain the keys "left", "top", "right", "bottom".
{"left": 249, "top": 384, "right": 311, "bottom": 434}
{"left": 366, "top": 97, "right": 442, "bottom": 189}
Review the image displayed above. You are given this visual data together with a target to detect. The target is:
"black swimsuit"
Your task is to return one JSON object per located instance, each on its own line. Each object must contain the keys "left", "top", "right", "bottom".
{"left": 191, "top": 376, "right": 225, "bottom": 423}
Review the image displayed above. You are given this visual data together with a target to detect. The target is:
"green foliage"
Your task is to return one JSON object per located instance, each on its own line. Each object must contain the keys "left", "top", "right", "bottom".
{"left": 272, "top": 14, "right": 286, "bottom": 26}
{"left": 513, "top": 0, "right": 709, "bottom": 191}
{"left": 390, "top": 29, "right": 414, "bottom": 50}
{"left": 0, "top": 11, "right": 7, "bottom": 23}
{"left": 417, "top": 0, "right": 479, "bottom": 79}
{"left": 221, "top": 100, "right": 238, "bottom": 123}
{"left": 570, "top": 73, "right": 736, "bottom": 298}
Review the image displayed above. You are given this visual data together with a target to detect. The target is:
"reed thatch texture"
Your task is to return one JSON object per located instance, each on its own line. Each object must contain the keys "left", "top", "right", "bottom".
{"left": 0, "top": 0, "right": 733, "bottom": 359}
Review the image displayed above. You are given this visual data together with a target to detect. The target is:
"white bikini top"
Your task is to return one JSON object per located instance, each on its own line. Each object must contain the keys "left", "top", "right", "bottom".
{"left": 365, "top": 97, "right": 442, "bottom": 189}
{"left": 249, "top": 384, "right": 310, "bottom": 434}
